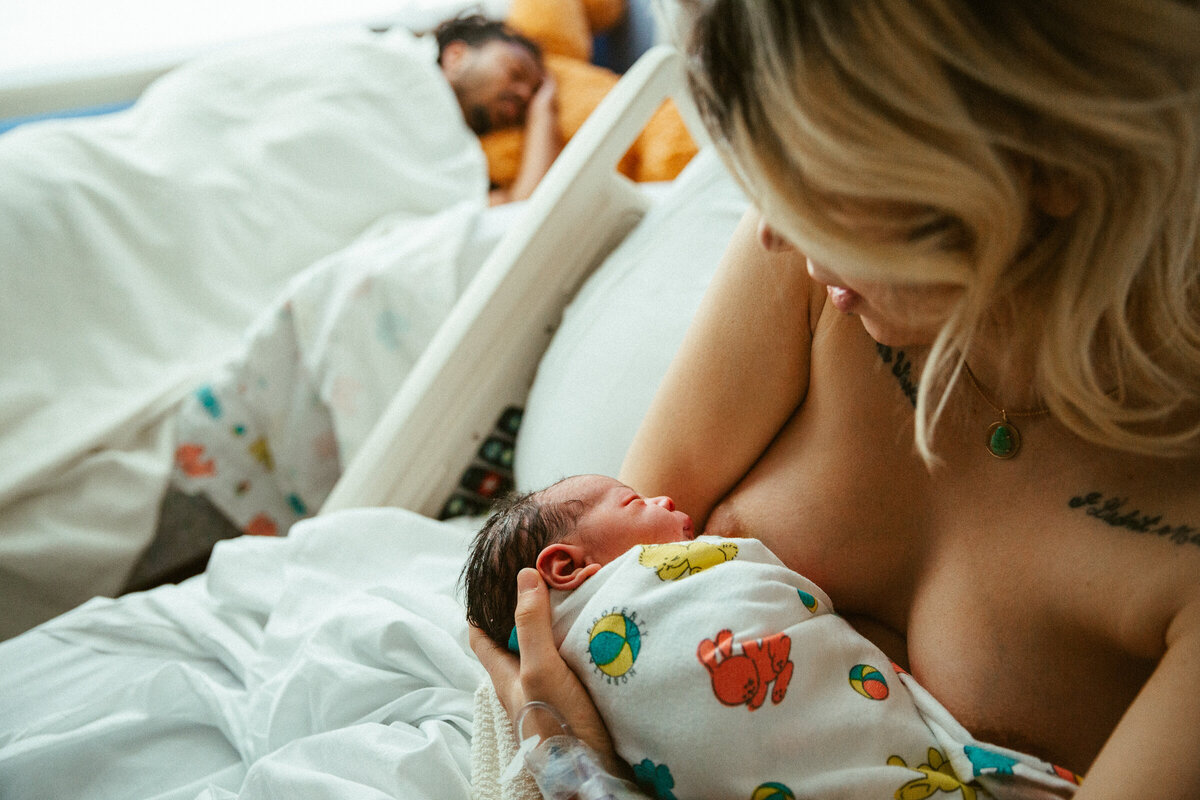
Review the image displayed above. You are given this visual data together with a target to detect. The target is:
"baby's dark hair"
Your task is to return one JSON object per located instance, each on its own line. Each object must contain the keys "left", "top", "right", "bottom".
{"left": 433, "top": 13, "right": 542, "bottom": 65}
{"left": 460, "top": 483, "right": 585, "bottom": 647}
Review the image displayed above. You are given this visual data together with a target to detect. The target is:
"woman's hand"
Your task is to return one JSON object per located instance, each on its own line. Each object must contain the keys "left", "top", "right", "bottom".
{"left": 469, "top": 567, "right": 629, "bottom": 779}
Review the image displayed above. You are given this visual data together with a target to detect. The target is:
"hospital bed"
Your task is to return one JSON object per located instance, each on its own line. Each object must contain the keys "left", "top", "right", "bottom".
{"left": 320, "top": 42, "right": 710, "bottom": 517}
{"left": 0, "top": 0, "right": 711, "bottom": 637}
{"left": 0, "top": 24, "right": 495, "bottom": 635}
{"left": 0, "top": 27, "right": 753, "bottom": 799}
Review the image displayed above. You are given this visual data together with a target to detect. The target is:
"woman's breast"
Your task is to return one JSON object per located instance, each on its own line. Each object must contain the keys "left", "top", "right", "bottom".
{"left": 704, "top": 325, "right": 936, "bottom": 622}
{"left": 706, "top": 444, "right": 1152, "bottom": 773}
{"left": 698, "top": 387, "right": 922, "bottom": 611}
{"left": 699, "top": 315, "right": 1190, "bottom": 774}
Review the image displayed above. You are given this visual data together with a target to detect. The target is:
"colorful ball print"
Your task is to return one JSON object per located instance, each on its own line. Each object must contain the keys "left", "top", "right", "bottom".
{"left": 797, "top": 589, "right": 818, "bottom": 613}
{"left": 589, "top": 612, "right": 642, "bottom": 677}
{"left": 751, "top": 782, "right": 794, "bottom": 800}
{"left": 848, "top": 663, "right": 889, "bottom": 700}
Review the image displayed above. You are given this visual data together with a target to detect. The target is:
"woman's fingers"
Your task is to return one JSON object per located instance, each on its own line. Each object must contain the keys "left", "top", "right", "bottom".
{"left": 469, "top": 624, "right": 524, "bottom": 716}
{"left": 510, "top": 568, "right": 563, "bottom": 690}
{"left": 471, "top": 568, "right": 625, "bottom": 775}
{"left": 509, "top": 568, "right": 627, "bottom": 777}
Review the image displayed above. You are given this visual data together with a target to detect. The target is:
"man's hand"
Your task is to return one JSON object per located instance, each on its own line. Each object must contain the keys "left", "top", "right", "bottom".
{"left": 526, "top": 74, "right": 559, "bottom": 127}
{"left": 488, "top": 74, "right": 563, "bottom": 205}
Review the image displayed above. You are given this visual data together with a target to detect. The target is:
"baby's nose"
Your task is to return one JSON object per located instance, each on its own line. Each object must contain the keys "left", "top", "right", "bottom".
{"left": 650, "top": 496, "right": 675, "bottom": 511}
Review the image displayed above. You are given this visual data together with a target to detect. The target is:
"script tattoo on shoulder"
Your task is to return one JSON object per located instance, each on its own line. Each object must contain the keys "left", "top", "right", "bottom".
{"left": 1069, "top": 491, "right": 1200, "bottom": 548}
{"left": 876, "top": 344, "right": 917, "bottom": 407}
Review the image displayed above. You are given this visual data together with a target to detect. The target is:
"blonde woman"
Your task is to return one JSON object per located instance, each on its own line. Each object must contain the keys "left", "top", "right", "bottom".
{"left": 472, "top": 1, "right": 1200, "bottom": 797}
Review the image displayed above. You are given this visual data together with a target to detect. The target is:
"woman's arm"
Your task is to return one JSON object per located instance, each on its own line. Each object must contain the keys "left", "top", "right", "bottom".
{"left": 470, "top": 569, "right": 633, "bottom": 781}
{"left": 470, "top": 209, "right": 820, "bottom": 794}
{"left": 619, "top": 208, "right": 821, "bottom": 529}
{"left": 1073, "top": 597, "right": 1200, "bottom": 798}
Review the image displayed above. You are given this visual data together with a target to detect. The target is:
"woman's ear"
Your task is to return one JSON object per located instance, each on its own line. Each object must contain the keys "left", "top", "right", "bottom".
{"left": 1032, "top": 170, "right": 1081, "bottom": 219}
{"left": 536, "top": 543, "right": 602, "bottom": 590}
{"left": 1013, "top": 156, "right": 1080, "bottom": 220}
{"left": 1020, "top": 159, "right": 1081, "bottom": 219}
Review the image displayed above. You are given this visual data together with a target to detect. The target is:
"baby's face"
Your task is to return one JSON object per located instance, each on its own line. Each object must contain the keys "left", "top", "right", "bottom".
{"left": 545, "top": 475, "right": 694, "bottom": 565}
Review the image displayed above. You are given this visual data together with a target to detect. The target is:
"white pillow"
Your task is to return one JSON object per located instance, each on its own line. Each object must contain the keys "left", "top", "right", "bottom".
{"left": 515, "top": 148, "right": 749, "bottom": 489}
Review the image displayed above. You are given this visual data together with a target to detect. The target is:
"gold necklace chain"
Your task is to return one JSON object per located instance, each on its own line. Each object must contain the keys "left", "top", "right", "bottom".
{"left": 961, "top": 361, "right": 1048, "bottom": 459}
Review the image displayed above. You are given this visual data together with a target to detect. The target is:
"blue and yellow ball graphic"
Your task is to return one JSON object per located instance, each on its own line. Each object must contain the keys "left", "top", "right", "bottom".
{"left": 797, "top": 589, "right": 818, "bottom": 613}
{"left": 589, "top": 613, "right": 642, "bottom": 677}
{"left": 848, "top": 663, "right": 889, "bottom": 700}
{"left": 751, "top": 782, "right": 794, "bottom": 800}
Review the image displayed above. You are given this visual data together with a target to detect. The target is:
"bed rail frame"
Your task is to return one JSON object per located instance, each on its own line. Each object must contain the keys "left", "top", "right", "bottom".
{"left": 321, "top": 45, "right": 706, "bottom": 517}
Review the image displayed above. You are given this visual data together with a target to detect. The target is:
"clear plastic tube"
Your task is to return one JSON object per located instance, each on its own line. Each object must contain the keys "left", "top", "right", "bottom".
{"left": 515, "top": 702, "right": 648, "bottom": 800}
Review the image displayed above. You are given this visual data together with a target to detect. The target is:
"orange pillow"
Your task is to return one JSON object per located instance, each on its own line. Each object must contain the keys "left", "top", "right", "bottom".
{"left": 581, "top": 0, "right": 626, "bottom": 34}
{"left": 507, "top": 0, "right": 594, "bottom": 61}
{"left": 479, "top": 54, "right": 698, "bottom": 189}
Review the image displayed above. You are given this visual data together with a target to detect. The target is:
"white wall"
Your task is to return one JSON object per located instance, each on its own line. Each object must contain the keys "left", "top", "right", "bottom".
{"left": 0, "top": 0, "right": 508, "bottom": 117}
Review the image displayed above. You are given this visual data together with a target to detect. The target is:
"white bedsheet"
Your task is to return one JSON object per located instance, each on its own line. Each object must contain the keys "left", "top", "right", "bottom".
{"left": 0, "top": 147, "right": 752, "bottom": 800}
{"left": 0, "top": 27, "right": 487, "bottom": 635}
{"left": 0, "top": 508, "right": 485, "bottom": 800}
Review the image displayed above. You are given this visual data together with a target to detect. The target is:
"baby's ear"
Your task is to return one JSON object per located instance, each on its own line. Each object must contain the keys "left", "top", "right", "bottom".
{"left": 536, "top": 543, "right": 601, "bottom": 590}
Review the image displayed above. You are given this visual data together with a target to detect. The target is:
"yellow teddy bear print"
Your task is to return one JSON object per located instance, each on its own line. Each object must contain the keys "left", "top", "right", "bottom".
{"left": 888, "top": 748, "right": 979, "bottom": 800}
{"left": 638, "top": 541, "right": 739, "bottom": 581}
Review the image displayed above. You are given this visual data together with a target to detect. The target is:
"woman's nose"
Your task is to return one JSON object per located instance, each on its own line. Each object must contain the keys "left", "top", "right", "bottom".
{"left": 649, "top": 496, "right": 675, "bottom": 511}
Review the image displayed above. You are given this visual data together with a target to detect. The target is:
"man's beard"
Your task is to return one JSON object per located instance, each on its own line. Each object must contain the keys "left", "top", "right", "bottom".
{"left": 466, "top": 105, "right": 491, "bottom": 135}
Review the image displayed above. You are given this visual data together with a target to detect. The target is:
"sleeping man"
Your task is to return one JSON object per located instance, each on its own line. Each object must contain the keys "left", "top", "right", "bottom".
{"left": 3, "top": 10, "right": 562, "bottom": 635}
{"left": 122, "top": 14, "right": 562, "bottom": 597}
{"left": 433, "top": 14, "right": 562, "bottom": 205}
{"left": 463, "top": 474, "right": 1083, "bottom": 800}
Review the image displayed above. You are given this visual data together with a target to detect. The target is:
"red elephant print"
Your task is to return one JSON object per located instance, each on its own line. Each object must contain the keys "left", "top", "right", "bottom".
{"left": 697, "top": 629, "right": 794, "bottom": 710}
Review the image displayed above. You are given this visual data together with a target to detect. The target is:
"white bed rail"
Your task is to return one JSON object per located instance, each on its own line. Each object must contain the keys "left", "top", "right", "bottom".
{"left": 321, "top": 45, "right": 705, "bottom": 516}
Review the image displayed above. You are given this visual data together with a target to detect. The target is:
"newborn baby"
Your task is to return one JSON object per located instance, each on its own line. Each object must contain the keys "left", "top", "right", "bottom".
{"left": 462, "top": 474, "right": 1081, "bottom": 800}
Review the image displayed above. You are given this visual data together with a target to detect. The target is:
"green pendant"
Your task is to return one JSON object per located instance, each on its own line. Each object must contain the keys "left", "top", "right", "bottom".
{"left": 986, "top": 420, "right": 1020, "bottom": 459}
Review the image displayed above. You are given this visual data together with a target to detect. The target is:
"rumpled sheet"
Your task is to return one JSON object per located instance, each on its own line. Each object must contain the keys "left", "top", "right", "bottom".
{"left": 0, "top": 508, "right": 486, "bottom": 800}
{"left": 0, "top": 27, "right": 487, "bottom": 636}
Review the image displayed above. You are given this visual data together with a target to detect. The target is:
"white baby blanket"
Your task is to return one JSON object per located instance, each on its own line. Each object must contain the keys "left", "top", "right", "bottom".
{"left": 544, "top": 537, "right": 1081, "bottom": 800}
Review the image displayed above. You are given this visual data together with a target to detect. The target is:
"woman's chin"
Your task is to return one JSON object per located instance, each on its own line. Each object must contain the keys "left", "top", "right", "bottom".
{"left": 860, "top": 317, "right": 938, "bottom": 349}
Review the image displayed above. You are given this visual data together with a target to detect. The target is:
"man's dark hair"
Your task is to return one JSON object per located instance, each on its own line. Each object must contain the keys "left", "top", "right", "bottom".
{"left": 433, "top": 13, "right": 542, "bottom": 65}
{"left": 460, "top": 485, "right": 584, "bottom": 647}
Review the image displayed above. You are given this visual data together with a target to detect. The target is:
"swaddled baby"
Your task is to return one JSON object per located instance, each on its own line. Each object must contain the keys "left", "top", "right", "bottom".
{"left": 462, "top": 474, "right": 1081, "bottom": 800}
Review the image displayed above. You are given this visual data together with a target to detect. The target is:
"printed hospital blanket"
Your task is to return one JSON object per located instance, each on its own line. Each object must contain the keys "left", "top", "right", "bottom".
{"left": 547, "top": 537, "right": 1082, "bottom": 800}
{"left": 169, "top": 202, "right": 484, "bottom": 539}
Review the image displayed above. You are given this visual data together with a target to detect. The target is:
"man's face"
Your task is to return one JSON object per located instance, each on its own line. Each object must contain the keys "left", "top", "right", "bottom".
{"left": 442, "top": 39, "right": 543, "bottom": 135}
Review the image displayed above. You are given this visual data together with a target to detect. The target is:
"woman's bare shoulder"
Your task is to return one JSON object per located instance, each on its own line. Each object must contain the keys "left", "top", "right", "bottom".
{"left": 619, "top": 211, "right": 824, "bottom": 526}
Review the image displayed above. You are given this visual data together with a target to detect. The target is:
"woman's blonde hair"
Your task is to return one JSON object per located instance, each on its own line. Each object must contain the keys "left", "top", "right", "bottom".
{"left": 679, "top": 0, "right": 1200, "bottom": 460}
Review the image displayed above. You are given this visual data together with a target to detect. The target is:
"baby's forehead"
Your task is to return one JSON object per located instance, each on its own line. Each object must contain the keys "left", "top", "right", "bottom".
{"left": 541, "top": 474, "right": 621, "bottom": 505}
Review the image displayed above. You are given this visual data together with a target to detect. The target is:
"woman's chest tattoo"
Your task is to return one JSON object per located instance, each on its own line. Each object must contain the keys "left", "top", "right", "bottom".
{"left": 1069, "top": 491, "right": 1200, "bottom": 548}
